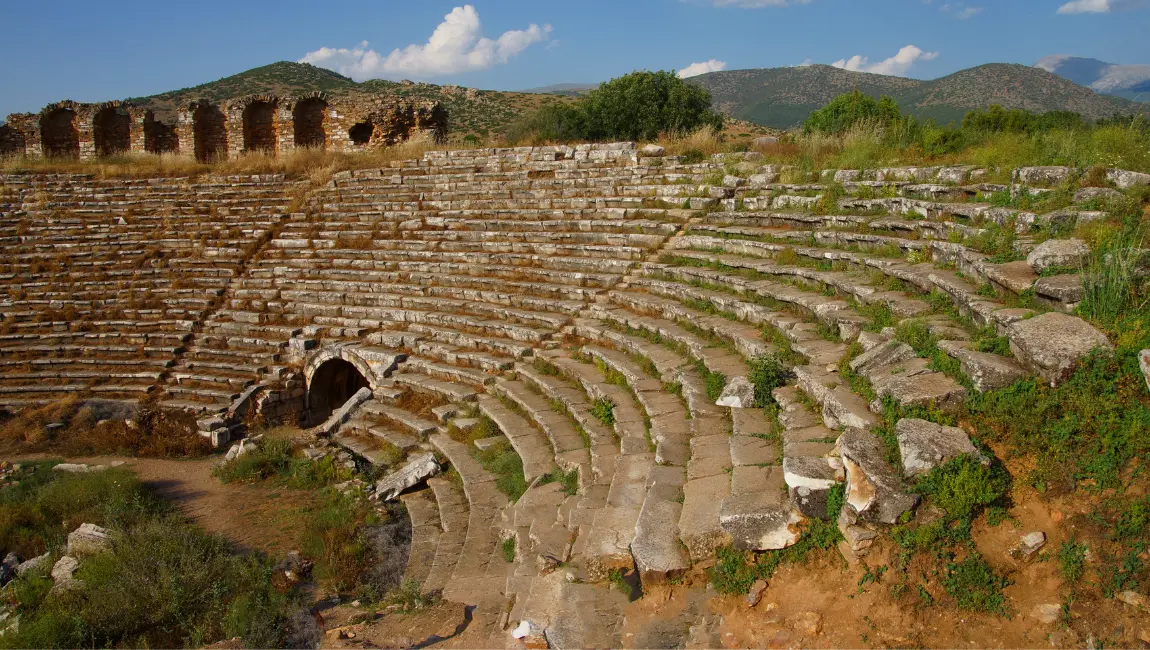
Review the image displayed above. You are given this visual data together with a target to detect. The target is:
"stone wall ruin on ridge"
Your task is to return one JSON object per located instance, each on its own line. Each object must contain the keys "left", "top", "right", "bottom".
{"left": 1, "top": 94, "right": 448, "bottom": 161}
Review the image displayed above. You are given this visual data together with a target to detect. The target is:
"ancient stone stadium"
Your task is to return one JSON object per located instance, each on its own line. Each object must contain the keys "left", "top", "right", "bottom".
{"left": 4, "top": 120, "right": 1149, "bottom": 644}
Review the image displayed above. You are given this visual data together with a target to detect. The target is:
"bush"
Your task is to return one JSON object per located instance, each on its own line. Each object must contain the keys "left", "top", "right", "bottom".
{"left": 748, "top": 355, "right": 792, "bottom": 408}
{"left": 803, "top": 90, "right": 902, "bottom": 135}
{"left": 942, "top": 553, "right": 1011, "bottom": 615}
{"left": 915, "top": 456, "right": 1011, "bottom": 527}
{"left": 508, "top": 70, "right": 724, "bottom": 143}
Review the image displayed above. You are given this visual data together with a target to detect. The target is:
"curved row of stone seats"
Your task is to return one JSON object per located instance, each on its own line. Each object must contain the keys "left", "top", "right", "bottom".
{"left": 0, "top": 173, "right": 299, "bottom": 409}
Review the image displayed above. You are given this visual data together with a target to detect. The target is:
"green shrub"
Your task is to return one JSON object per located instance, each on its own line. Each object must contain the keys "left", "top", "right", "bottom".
{"left": 1058, "top": 540, "right": 1088, "bottom": 584}
{"left": 748, "top": 354, "right": 792, "bottom": 408}
{"left": 501, "top": 536, "right": 516, "bottom": 564}
{"left": 942, "top": 554, "right": 1011, "bottom": 615}
{"left": 591, "top": 398, "right": 616, "bottom": 426}
{"left": 803, "top": 90, "right": 902, "bottom": 135}
{"left": 915, "top": 456, "right": 1011, "bottom": 527}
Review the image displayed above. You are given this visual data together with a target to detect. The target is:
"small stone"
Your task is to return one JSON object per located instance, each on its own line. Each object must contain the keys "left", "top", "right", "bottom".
{"left": 639, "top": 144, "right": 666, "bottom": 158}
{"left": 1031, "top": 603, "right": 1061, "bottom": 624}
{"left": 1117, "top": 590, "right": 1149, "bottom": 610}
{"left": 50, "top": 555, "right": 81, "bottom": 593}
{"left": 787, "top": 611, "right": 823, "bottom": 636}
{"left": 746, "top": 579, "right": 768, "bottom": 607}
{"left": 67, "top": 522, "right": 113, "bottom": 556}
{"left": 1013, "top": 531, "right": 1047, "bottom": 559}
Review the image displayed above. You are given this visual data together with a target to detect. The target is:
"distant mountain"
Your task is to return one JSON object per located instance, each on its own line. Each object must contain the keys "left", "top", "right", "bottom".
{"left": 519, "top": 83, "right": 599, "bottom": 96}
{"left": 127, "top": 61, "right": 574, "bottom": 139}
{"left": 690, "top": 63, "right": 1145, "bottom": 129}
{"left": 1036, "top": 56, "right": 1150, "bottom": 102}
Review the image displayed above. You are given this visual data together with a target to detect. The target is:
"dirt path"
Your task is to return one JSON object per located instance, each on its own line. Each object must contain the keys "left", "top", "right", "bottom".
{"left": 7, "top": 454, "right": 320, "bottom": 556}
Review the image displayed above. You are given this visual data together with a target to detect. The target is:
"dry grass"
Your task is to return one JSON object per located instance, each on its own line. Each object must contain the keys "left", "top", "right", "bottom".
{"left": 0, "top": 140, "right": 472, "bottom": 182}
{"left": 0, "top": 396, "right": 211, "bottom": 458}
{"left": 658, "top": 127, "right": 728, "bottom": 157}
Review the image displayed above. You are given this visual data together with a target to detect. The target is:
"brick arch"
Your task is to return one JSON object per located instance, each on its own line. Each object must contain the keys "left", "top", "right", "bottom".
{"left": 189, "top": 102, "right": 227, "bottom": 162}
{"left": 40, "top": 104, "right": 80, "bottom": 159}
{"left": 292, "top": 96, "right": 328, "bottom": 150}
{"left": 93, "top": 104, "right": 131, "bottom": 157}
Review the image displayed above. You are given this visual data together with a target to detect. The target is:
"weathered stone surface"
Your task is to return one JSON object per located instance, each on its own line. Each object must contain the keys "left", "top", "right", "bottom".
{"left": 639, "top": 144, "right": 666, "bottom": 158}
{"left": 50, "top": 555, "right": 81, "bottom": 592}
{"left": 746, "top": 579, "right": 768, "bottom": 607}
{"left": 720, "top": 492, "right": 802, "bottom": 551}
{"left": 1014, "top": 166, "right": 1075, "bottom": 186}
{"left": 1026, "top": 238, "right": 1090, "bottom": 272}
{"left": 1031, "top": 603, "right": 1062, "bottom": 625}
{"left": 15, "top": 552, "right": 50, "bottom": 577}
{"left": 839, "top": 428, "right": 918, "bottom": 524}
{"left": 1009, "top": 312, "right": 1112, "bottom": 385}
{"left": 896, "top": 418, "right": 981, "bottom": 477}
{"left": 849, "top": 340, "right": 916, "bottom": 375}
{"left": 1107, "top": 168, "right": 1150, "bottom": 190}
{"left": 1034, "top": 274, "right": 1085, "bottom": 305}
{"left": 1117, "top": 590, "right": 1149, "bottom": 610}
{"left": 936, "top": 340, "right": 1027, "bottom": 392}
{"left": 372, "top": 452, "right": 441, "bottom": 501}
{"left": 631, "top": 497, "right": 690, "bottom": 582}
{"left": 715, "top": 375, "right": 755, "bottom": 408}
{"left": 67, "top": 522, "right": 113, "bottom": 556}
{"left": 1012, "top": 531, "right": 1046, "bottom": 559}
{"left": 1141, "top": 349, "right": 1150, "bottom": 393}
{"left": 309, "top": 387, "right": 373, "bottom": 437}
{"left": 1074, "top": 186, "right": 1123, "bottom": 204}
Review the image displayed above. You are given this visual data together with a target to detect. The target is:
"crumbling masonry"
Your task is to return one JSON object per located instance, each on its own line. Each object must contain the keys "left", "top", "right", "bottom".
{"left": 1, "top": 95, "right": 447, "bottom": 162}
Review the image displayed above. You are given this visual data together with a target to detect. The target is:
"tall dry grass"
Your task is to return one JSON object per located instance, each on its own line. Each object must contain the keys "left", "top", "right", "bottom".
{"left": 0, "top": 139, "right": 475, "bottom": 182}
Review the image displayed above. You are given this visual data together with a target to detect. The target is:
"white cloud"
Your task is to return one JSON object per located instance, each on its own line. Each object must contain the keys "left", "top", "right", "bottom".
{"left": 300, "top": 5, "right": 551, "bottom": 80}
{"left": 1057, "top": 0, "right": 1148, "bottom": 12}
{"left": 832, "top": 45, "right": 939, "bottom": 76}
{"left": 797, "top": 58, "right": 814, "bottom": 67}
{"left": 940, "top": 2, "right": 983, "bottom": 18}
{"left": 1035, "top": 54, "right": 1073, "bottom": 72}
{"left": 678, "top": 59, "right": 729, "bottom": 78}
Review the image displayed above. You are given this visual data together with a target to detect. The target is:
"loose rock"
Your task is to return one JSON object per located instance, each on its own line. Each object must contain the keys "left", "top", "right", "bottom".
{"left": 1026, "top": 238, "right": 1090, "bottom": 273}
{"left": 746, "top": 579, "right": 768, "bottom": 607}
{"left": 715, "top": 376, "right": 756, "bottom": 408}
{"left": 372, "top": 452, "right": 441, "bottom": 501}
{"left": 896, "top": 418, "right": 982, "bottom": 477}
{"left": 67, "top": 522, "right": 113, "bottom": 556}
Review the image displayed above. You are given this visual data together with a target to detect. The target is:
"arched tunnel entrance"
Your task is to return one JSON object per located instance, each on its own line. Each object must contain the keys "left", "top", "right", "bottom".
{"left": 307, "top": 357, "right": 370, "bottom": 423}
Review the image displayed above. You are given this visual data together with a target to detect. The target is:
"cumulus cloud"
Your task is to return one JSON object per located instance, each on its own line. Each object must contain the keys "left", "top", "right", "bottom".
{"left": 1057, "top": 0, "right": 1148, "bottom": 12}
{"left": 832, "top": 45, "right": 939, "bottom": 77}
{"left": 300, "top": 5, "right": 551, "bottom": 80}
{"left": 678, "top": 59, "right": 729, "bottom": 78}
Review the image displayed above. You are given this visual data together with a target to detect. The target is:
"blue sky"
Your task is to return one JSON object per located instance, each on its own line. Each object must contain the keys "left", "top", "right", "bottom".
{"left": 2, "top": 0, "right": 1149, "bottom": 120}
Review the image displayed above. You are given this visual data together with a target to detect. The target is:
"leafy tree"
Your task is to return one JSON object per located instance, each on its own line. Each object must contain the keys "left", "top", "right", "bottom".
{"left": 803, "top": 90, "right": 905, "bottom": 134}
{"left": 508, "top": 70, "right": 723, "bottom": 143}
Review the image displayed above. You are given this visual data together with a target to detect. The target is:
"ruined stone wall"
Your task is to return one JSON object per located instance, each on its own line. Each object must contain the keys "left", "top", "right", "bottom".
{"left": 4, "top": 95, "right": 447, "bottom": 161}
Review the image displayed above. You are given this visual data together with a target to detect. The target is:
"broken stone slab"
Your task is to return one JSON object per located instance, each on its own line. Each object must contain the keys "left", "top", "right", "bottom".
{"left": 715, "top": 376, "right": 755, "bottom": 408}
{"left": 719, "top": 492, "right": 803, "bottom": 551}
{"left": 224, "top": 438, "right": 258, "bottom": 462}
{"left": 631, "top": 497, "right": 691, "bottom": 584}
{"left": 936, "top": 340, "right": 1027, "bottom": 392}
{"left": 1034, "top": 274, "right": 1085, "bottom": 307}
{"left": 839, "top": 428, "right": 918, "bottom": 525}
{"left": 1011, "top": 531, "right": 1047, "bottom": 559}
{"left": 1008, "top": 312, "right": 1112, "bottom": 385}
{"left": 1107, "top": 168, "right": 1150, "bottom": 190}
{"left": 782, "top": 456, "right": 840, "bottom": 519}
{"left": 838, "top": 508, "right": 879, "bottom": 555}
{"left": 638, "top": 144, "right": 666, "bottom": 158}
{"left": 67, "top": 522, "right": 113, "bottom": 556}
{"left": 308, "top": 386, "right": 373, "bottom": 437}
{"left": 896, "top": 418, "right": 983, "bottom": 478}
{"left": 849, "top": 340, "right": 916, "bottom": 376}
{"left": 50, "top": 555, "right": 81, "bottom": 593}
{"left": 1026, "top": 238, "right": 1090, "bottom": 273}
{"left": 372, "top": 452, "right": 441, "bottom": 501}
{"left": 15, "top": 552, "right": 50, "bottom": 577}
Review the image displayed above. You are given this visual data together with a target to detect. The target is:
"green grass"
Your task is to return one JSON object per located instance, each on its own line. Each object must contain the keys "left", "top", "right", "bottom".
{"left": 212, "top": 437, "right": 357, "bottom": 488}
{"left": 942, "top": 554, "right": 1011, "bottom": 616}
{"left": 591, "top": 398, "right": 616, "bottom": 427}
{"left": 475, "top": 439, "right": 529, "bottom": 502}
{"left": 1057, "top": 540, "right": 1088, "bottom": 585}
{"left": 0, "top": 464, "right": 298, "bottom": 649}
{"left": 501, "top": 536, "right": 516, "bottom": 564}
{"left": 539, "top": 467, "right": 579, "bottom": 496}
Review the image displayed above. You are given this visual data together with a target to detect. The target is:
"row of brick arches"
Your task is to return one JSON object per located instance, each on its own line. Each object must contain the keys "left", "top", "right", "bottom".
{"left": 13, "top": 99, "right": 342, "bottom": 162}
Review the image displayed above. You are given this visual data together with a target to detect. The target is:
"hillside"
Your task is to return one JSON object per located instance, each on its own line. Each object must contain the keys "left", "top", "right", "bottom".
{"left": 692, "top": 63, "right": 1144, "bottom": 128}
{"left": 1036, "top": 55, "right": 1150, "bottom": 102}
{"left": 128, "top": 61, "right": 573, "bottom": 140}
